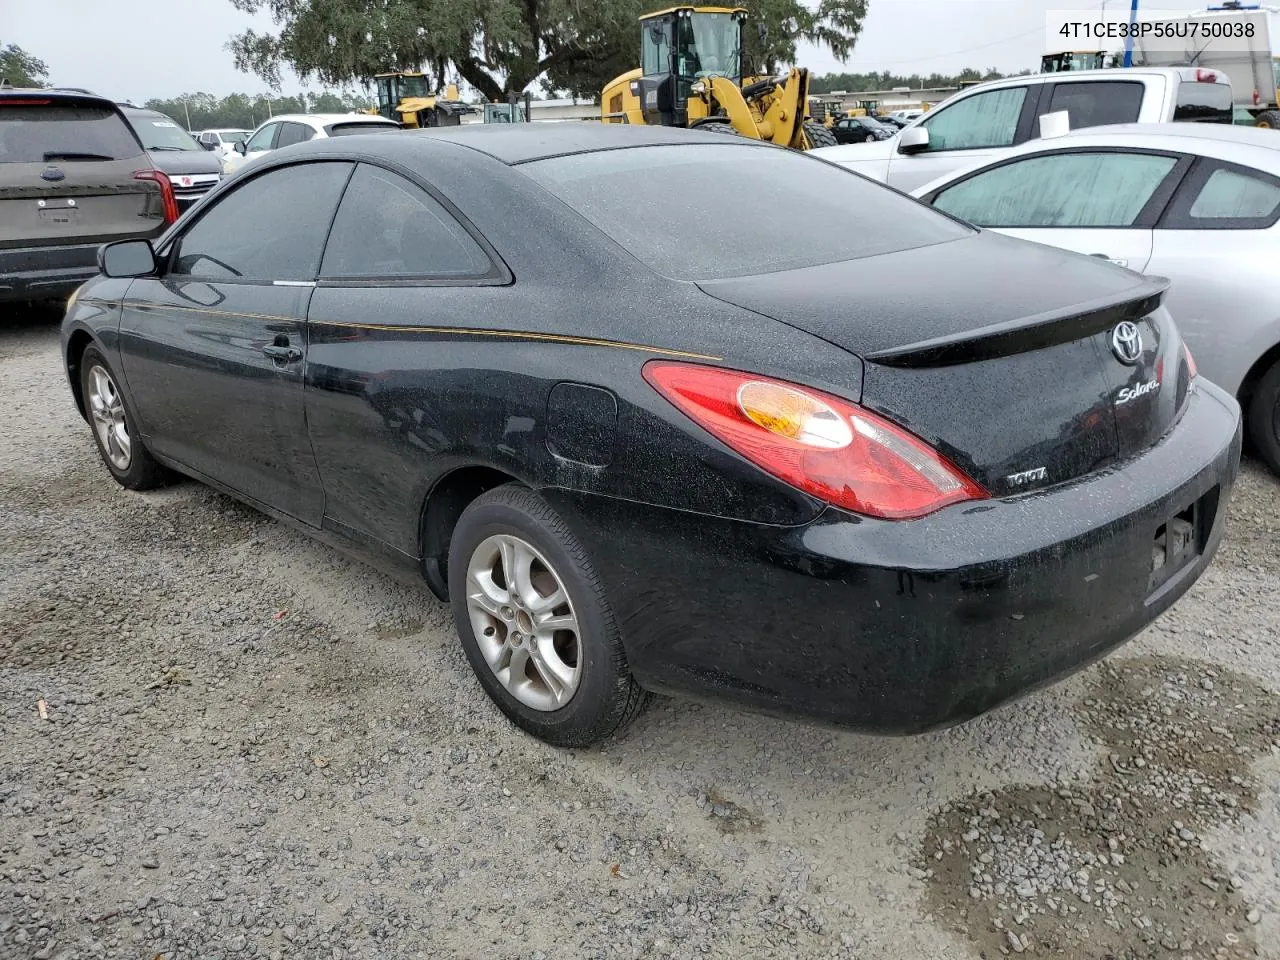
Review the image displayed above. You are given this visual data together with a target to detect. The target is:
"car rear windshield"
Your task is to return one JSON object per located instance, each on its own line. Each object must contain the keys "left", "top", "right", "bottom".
{"left": 0, "top": 102, "right": 143, "bottom": 163}
{"left": 1174, "top": 80, "right": 1233, "bottom": 123}
{"left": 129, "top": 113, "right": 201, "bottom": 151}
{"left": 522, "top": 143, "right": 972, "bottom": 280}
{"left": 325, "top": 121, "right": 400, "bottom": 137}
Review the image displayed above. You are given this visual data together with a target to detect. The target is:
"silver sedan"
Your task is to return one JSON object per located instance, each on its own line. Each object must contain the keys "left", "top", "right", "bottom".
{"left": 910, "top": 123, "right": 1280, "bottom": 473}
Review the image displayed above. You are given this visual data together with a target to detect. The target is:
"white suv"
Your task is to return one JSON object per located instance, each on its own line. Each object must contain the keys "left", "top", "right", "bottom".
{"left": 223, "top": 113, "right": 400, "bottom": 174}
{"left": 812, "top": 68, "right": 1233, "bottom": 194}
{"left": 195, "top": 129, "right": 250, "bottom": 163}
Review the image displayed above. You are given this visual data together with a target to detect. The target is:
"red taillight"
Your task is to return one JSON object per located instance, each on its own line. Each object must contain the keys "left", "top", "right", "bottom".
{"left": 1185, "top": 343, "right": 1198, "bottom": 379}
{"left": 0, "top": 98, "right": 51, "bottom": 105}
{"left": 642, "top": 362, "right": 988, "bottom": 520}
{"left": 133, "top": 169, "right": 179, "bottom": 225}
{"left": 1196, "top": 69, "right": 1218, "bottom": 83}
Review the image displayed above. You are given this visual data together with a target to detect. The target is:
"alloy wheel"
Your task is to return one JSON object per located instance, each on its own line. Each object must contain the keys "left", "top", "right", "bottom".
{"left": 465, "top": 533, "right": 582, "bottom": 712}
{"left": 87, "top": 365, "right": 131, "bottom": 471}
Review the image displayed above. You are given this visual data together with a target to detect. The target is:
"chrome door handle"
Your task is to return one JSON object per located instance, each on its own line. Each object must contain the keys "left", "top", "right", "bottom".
{"left": 263, "top": 344, "right": 302, "bottom": 362}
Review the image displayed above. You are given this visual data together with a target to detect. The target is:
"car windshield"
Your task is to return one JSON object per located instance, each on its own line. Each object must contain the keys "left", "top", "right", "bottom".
{"left": 129, "top": 113, "right": 201, "bottom": 151}
{"left": 523, "top": 143, "right": 971, "bottom": 281}
{"left": 220, "top": 131, "right": 248, "bottom": 145}
{"left": 0, "top": 103, "right": 143, "bottom": 163}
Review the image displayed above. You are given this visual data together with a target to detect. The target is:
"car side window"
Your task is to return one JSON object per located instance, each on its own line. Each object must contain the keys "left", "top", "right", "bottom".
{"left": 932, "top": 151, "right": 1178, "bottom": 228}
{"left": 275, "top": 122, "right": 314, "bottom": 148}
{"left": 245, "top": 123, "right": 278, "bottom": 153}
{"left": 1044, "top": 81, "right": 1144, "bottom": 130}
{"left": 1161, "top": 162, "right": 1280, "bottom": 229}
{"left": 169, "top": 162, "right": 353, "bottom": 282}
{"left": 320, "top": 164, "right": 494, "bottom": 280}
{"left": 919, "top": 87, "right": 1027, "bottom": 151}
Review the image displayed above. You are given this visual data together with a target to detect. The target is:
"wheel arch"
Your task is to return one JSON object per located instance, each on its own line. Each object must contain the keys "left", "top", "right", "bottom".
{"left": 1237, "top": 339, "right": 1280, "bottom": 412}
{"left": 418, "top": 464, "right": 522, "bottom": 600}
{"left": 64, "top": 328, "right": 97, "bottom": 421}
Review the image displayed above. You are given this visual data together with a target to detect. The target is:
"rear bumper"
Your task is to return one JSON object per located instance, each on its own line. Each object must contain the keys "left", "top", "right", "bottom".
{"left": 0, "top": 242, "right": 101, "bottom": 303}
{"left": 544, "top": 380, "right": 1242, "bottom": 734}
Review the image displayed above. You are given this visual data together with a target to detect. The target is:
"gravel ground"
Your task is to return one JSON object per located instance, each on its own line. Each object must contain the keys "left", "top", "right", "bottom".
{"left": 2, "top": 311, "right": 1279, "bottom": 960}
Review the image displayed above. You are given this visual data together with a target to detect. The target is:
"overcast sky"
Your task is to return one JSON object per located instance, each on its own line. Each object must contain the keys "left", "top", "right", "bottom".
{"left": 5, "top": 0, "right": 1269, "bottom": 103}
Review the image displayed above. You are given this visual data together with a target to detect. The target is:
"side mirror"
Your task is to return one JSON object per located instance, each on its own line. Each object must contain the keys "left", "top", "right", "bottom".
{"left": 898, "top": 125, "right": 930, "bottom": 155}
{"left": 234, "top": 141, "right": 247, "bottom": 155}
{"left": 98, "top": 239, "right": 157, "bottom": 279}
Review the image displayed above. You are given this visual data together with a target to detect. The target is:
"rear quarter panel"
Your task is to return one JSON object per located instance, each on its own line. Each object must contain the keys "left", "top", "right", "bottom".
{"left": 1147, "top": 227, "right": 1280, "bottom": 396}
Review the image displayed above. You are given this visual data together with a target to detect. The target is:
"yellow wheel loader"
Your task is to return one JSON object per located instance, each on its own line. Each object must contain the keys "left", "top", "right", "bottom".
{"left": 601, "top": 6, "right": 837, "bottom": 150}
{"left": 371, "top": 73, "right": 474, "bottom": 128}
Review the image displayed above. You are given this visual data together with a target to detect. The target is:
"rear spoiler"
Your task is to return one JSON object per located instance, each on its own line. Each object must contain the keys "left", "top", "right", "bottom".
{"left": 866, "top": 276, "right": 1169, "bottom": 368}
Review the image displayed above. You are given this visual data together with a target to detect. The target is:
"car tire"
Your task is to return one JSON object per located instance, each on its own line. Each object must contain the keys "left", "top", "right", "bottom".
{"left": 447, "top": 484, "right": 649, "bottom": 747}
{"left": 79, "top": 345, "right": 169, "bottom": 490}
{"left": 1247, "top": 360, "right": 1280, "bottom": 474}
{"left": 802, "top": 120, "right": 838, "bottom": 149}
{"left": 1254, "top": 110, "right": 1280, "bottom": 129}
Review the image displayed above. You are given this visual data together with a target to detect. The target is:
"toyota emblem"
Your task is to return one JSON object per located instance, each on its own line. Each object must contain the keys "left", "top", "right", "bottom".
{"left": 1110, "top": 321, "right": 1143, "bottom": 365}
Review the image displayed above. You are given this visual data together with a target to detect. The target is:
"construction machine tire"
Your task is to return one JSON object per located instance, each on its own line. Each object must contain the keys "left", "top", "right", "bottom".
{"left": 802, "top": 121, "right": 838, "bottom": 149}
{"left": 698, "top": 120, "right": 746, "bottom": 136}
{"left": 1254, "top": 110, "right": 1280, "bottom": 129}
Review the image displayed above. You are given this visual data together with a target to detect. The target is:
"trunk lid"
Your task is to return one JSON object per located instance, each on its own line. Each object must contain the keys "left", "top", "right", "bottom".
{"left": 698, "top": 232, "right": 1186, "bottom": 495}
{"left": 0, "top": 98, "right": 166, "bottom": 250}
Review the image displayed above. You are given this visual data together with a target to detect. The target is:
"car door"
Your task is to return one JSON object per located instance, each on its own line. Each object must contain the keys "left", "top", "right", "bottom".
{"left": 832, "top": 118, "right": 861, "bottom": 144}
{"left": 116, "top": 160, "right": 355, "bottom": 524}
{"left": 304, "top": 162, "right": 507, "bottom": 558}
{"left": 242, "top": 121, "right": 280, "bottom": 163}
{"left": 1148, "top": 158, "right": 1280, "bottom": 394}
{"left": 885, "top": 84, "right": 1039, "bottom": 193}
{"left": 924, "top": 149, "right": 1190, "bottom": 274}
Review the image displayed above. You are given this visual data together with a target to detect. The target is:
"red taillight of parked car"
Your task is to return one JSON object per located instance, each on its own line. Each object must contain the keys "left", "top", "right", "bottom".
{"left": 1185, "top": 343, "right": 1198, "bottom": 379}
{"left": 643, "top": 362, "right": 988, "bottom": 520}
{"left": 133, "top": 169, "right": 179, "bottom": 225}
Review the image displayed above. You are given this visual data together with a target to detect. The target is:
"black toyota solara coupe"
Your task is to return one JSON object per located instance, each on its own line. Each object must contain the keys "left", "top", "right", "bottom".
{"left": 61, "top": 124, "right": 1242, "bottom": 747}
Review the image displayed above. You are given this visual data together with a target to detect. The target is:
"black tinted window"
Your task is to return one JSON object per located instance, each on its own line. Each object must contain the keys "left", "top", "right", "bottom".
{"left": 1174, "top": 81, "right": 1233, "bottom": 123}
{"left": 325, "top": 121, "right": 400, "bottom": 137}
{"left": 523, "top": 144, "right": 971, "bottom": 281}
{"left": 1045, "top": 81, "right": 1143, "bottom": 129}
{"left": 0, "top": 103, "right": 142, "bottom": 163}
{"left": 172, "top": 162, "right": 352, "bottom": 282}
{"left": 275, "top": 122, "right": 313, "bottom": 148}
{"left": 321, "top": 164, "right": 492, "bottom": 279}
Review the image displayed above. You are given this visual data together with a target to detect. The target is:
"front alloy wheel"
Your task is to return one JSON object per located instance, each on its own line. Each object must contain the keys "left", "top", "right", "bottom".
{"left": 78, "top": 345, "right": 169, "bottom": 490}
{"left": 87, "top": 364, "right": 131, "bottom": 470}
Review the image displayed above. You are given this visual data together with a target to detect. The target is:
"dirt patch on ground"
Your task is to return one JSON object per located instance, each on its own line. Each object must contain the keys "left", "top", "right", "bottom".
{"left": 922, "top": 655, "right": 1279, "bottom": 958}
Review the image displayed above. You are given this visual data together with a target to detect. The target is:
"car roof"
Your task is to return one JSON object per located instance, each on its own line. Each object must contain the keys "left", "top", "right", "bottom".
{"left": 265, "top": 113, "right": 397, "bottom": 126}
{"left": 405, "top": 123, "right": 771, "bottom": 165}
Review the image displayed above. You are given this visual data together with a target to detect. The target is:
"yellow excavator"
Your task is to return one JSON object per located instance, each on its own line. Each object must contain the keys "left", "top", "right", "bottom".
{"left": 371, "top": 73, "right": 474, "bottom": 128}
{"left": 601, "top": 5, "right": 837, "bottom": 150}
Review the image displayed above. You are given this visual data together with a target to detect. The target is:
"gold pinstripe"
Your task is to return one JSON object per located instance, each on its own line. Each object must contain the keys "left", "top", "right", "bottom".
{"left": 311, "top": 319, "right": 722, "bottom": 361}
{"left": 95, "top": 298, "right": 720, "bottom": 361}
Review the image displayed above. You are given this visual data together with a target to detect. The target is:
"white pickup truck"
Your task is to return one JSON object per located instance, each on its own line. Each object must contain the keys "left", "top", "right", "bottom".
{"left": 811, "top": 67, "right": 1234, "bottom": 193}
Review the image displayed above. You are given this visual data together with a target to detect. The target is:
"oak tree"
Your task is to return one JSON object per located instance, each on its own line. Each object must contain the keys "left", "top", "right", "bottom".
{"left": 227, "top": 0, "right": 868, "bottom": 101}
